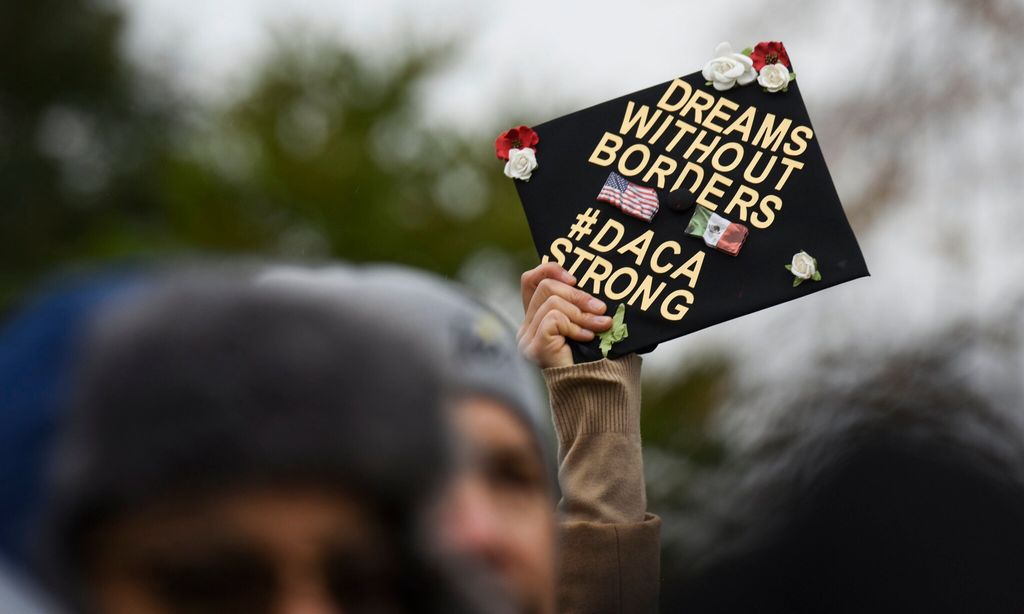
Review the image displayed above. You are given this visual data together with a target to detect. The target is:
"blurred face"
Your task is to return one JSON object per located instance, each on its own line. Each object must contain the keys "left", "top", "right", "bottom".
{"left": 438, "top": 397, "right": 557, "bottom": 614}
{"left": 86, "top": 488, "right": 404, "bottom": 614}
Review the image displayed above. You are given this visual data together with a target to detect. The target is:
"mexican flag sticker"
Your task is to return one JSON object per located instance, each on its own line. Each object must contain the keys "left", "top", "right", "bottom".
{"left": 685, "top": 206, "right": 750, "bottom": 257}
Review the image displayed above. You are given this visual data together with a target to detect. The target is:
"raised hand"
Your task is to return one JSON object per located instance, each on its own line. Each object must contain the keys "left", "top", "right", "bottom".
{"left": 517, "top": 262, "right": 612, "bottom": 369}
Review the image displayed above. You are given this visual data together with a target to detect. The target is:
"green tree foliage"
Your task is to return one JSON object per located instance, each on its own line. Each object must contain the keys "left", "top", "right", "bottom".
{"left": 0, "top": 0, "right": 172, "bottom": 309}
{"left": 1, "top": 1, "right": 536, "bottom": 312}
{"left": 155, "top": 39, "right": 536, "bottom": 275}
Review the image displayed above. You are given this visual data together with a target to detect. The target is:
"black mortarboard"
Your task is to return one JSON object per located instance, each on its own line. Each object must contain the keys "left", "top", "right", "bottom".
{"left": 499, "top": 41, "right": 868, "bottom": 361}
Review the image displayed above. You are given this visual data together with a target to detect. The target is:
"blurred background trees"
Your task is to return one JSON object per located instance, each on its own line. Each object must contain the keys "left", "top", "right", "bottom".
{"left": 0, "top": 0, "right": 537, "bottom": 311}
{"left": 0, "top": 0, "right": 170, "bottom": 305}
{"left": 3, "top": 0, "right": 1022, "bottom": 604}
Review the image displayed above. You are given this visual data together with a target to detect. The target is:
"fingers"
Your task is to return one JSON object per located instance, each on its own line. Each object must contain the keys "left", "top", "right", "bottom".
{"left": 518, "top": 262, "right": 615, "bottom": 368}
{"left": 539, "top": 309, "right": 594, "bottom": 344}
{"left": 524, "top": 277, "right": 608, "bottom": 329}
{"left": 519, "top": 294, "right": 608, "bottom": 347}
{"left": 518, "top": 310, "right": 588, "bottom": 369}
{"left": 521, "top": 262, "right": 576, "bottom": 313}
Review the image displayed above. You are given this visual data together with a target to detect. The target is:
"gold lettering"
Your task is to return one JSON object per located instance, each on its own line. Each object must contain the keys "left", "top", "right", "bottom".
{"left": 565, "top": 246, "right": 595, "bottom": 277}
{"left": 642, "top": 155, "right": 678, "bottom": 189}
{"left": 544, "top": 238, "right": 573, "bottom": 267}
{"left": 683, "top": 130, "right": 721, "bottom": 164}
{"left": 679, "top": 89, "right": 716, "bottom": 125}
{"left": 651, "top": 241, "right": 682, "bottom": 274}
{"left": 670, "top": 250, "right": 705, "bottom": 288}
{"left": 670, "top": 161, "right": 705, "bottom": 194}
{"left": 723, "top": 185, "right": 759, "bottom": 222}
{"left": 660, "top": 289, "right": 694, "bottom": 321}
{"left": 752, "top": 113, "right": 793, "bottom": 152}
{"left": 695, "top": 173, "right": 732, "bottom": 211}
{"left": 656, "top": 78, "right": 693, "bottom": 112}
{"left": 577, "top": 255, "right": 614, "bottom": 294}
{"left": 605, "top": 268, "right": 639, "bottom": 301}
{"left": 703, "top": 96, "right": 740, "bottom": 133}
{"left": 617, "top": 230, "right": 655, "bottom": 265}
{"left": 589, "top": 219, "right": 625, "bottom": 253}
{"left": 783, "top": 125, "right": 814, "bottom": 157}
{"left": 722, "top": 107, "right": 756, "bottom": 142}
{"left": 648, "top": 115, "right": 675, "bottom": 145}
{"left": 619, "top": 101, "right": 663, "bottom": 139}
{"left": 711, "top": 142, "right": 745, "bottom": 173}
{"left": 665, "top": 120, "right": 698, "bottom": 153}
{"left": 751, "top": 194, "right": 782, "bottom": 229}
{"left": 617, "top": 144, "right": 651, "bottom": 177}
{"left": 774, "top": 158, "right": 804, "bottom": 190}
{"left": 628, "top": 276, "right": 667, "bottom": 311}
{"left": 588, "top": 132, "right": 623, "bottom": 167}
{"left": 742, "top": 150, "right": 777, "bottom": 184}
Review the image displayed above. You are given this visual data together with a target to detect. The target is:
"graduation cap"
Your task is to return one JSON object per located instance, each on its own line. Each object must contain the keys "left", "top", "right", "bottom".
{"left": 497, "top": 41, "right": 869, "bottom": 362}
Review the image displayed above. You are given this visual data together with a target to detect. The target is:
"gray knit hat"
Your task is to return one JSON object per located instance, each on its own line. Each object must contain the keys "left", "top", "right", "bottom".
{"left": 44, "top": 272, "right": 454, "bottom": 515}
{"left": 258, "top": 264, "right": 552, "bottom": 468}
{"left": 39, "top": 271, "right": 470, "bottom": 611}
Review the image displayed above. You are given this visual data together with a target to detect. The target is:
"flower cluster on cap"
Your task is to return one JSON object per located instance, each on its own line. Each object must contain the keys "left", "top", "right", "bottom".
{"left": 495, "top": 125, "right": 539, "bottom": 181}
{"left": 703, "top": 40, "right": 796, "bottom": 93}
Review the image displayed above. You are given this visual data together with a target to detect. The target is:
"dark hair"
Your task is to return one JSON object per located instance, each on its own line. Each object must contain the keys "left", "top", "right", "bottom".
{"left": 670, "top": 346, "right": 1024, "bottom": 613}
{"left": 37, "top": 273, "right": 462, "bottom": 609}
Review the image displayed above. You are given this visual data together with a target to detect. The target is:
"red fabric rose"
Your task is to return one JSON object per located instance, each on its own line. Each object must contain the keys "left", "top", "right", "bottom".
{"left": 749, "top": 41, "right": 790, "bottom": 72}
{"left": 495, "top": 125, "right": 539, "bottom": 160}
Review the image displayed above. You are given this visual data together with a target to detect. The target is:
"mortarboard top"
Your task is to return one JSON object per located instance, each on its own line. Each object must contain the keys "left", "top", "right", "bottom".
{"left": 498, "top": 41, "right": 869, "bottom": 362}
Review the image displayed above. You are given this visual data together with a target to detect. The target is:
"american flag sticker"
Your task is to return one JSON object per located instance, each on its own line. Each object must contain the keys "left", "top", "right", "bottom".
{"left": 596, "top": 171, "right": 660, "bottom": 223}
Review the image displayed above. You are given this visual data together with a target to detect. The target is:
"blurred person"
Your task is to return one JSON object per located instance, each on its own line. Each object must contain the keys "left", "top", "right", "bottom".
{"left": 262, "top": 265, "right": 560, "bottom": 613}
{"left": 664, "top": 345, "right": 1024, "bottom": 613}
{"left": 0, "top": 270, "right": 149, "bottom": 614}
{"left": 0, "top": 270, "right": 146, "bottom": 568}
{"left": 31, "top": 272, "right": 491, "bottom": 614}
{"left": 514, "top": 263, "right": 661, "bottom": 614}
{"left": 263, "top": 263, "right": 661, "bottom": 614}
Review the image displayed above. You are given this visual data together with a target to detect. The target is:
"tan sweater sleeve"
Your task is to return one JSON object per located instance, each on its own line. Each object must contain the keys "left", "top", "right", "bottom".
{"left": 543, "top": 355, "right": 661, "bottom": 614}
{"left": 543, "top": 354, "right": 646, "bottom": 523}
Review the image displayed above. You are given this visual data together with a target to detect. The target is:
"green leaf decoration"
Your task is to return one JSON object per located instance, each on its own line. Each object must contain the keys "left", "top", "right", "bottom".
{"left": 784, "top": 264, "right": 792, "bottom": 272}
{"left": 598, "top": 304, "right": 629, "bottom": 358}
{"left": 741, "top": 47, "right": 753, "bottom": 56}
{"left": 793, "top": 277, "right": 803, "bottom": 287}
{"left": 705, "top": 80, "right": 713, "bottom": 86}
{"left": 812, "top": 271, "right": 822, "bottom": 281}
{"left": 790, "top": 72, "right": 797, "bottom": 79}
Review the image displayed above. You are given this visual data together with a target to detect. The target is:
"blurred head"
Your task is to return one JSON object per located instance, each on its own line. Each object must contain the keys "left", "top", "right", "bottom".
{"left": 261, "top": 266, "right": 558, "bottom": 614}
{"left": 671, "top": 348, "right": 1024, "bottom": 613}
{"left": 38, "top": 272, "right": 469, "bottom": 614}
{"left": 441, "top": 395, "right": 556, "bottom": 614}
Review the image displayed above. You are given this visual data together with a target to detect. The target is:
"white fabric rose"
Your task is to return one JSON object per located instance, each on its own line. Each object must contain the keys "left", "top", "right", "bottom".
{"left": 790, "top": 251, "right": 816, "bottom": 279}
{"left": 504, "top": 147, "right": 538, "bottom": 181}
{"left": 758, "top": 63, "right": 791, "bottom": 92}
{"left": 702, "top": 42, "right": 757, "bottom": 91}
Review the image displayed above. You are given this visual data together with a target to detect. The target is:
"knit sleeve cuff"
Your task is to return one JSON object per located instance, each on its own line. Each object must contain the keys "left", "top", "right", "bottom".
{"left": 543, "top": 354, "right": 642, "bottom": 442}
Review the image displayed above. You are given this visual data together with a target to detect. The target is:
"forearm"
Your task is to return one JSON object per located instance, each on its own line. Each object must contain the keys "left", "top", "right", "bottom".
{"left": 543, "top": 354, "right": 646, "bottom": 523}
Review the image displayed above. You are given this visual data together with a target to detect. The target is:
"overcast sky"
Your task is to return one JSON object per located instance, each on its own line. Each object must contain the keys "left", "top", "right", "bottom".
{"left": 119, "top": 0, "right": 874, "bottom": 132}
